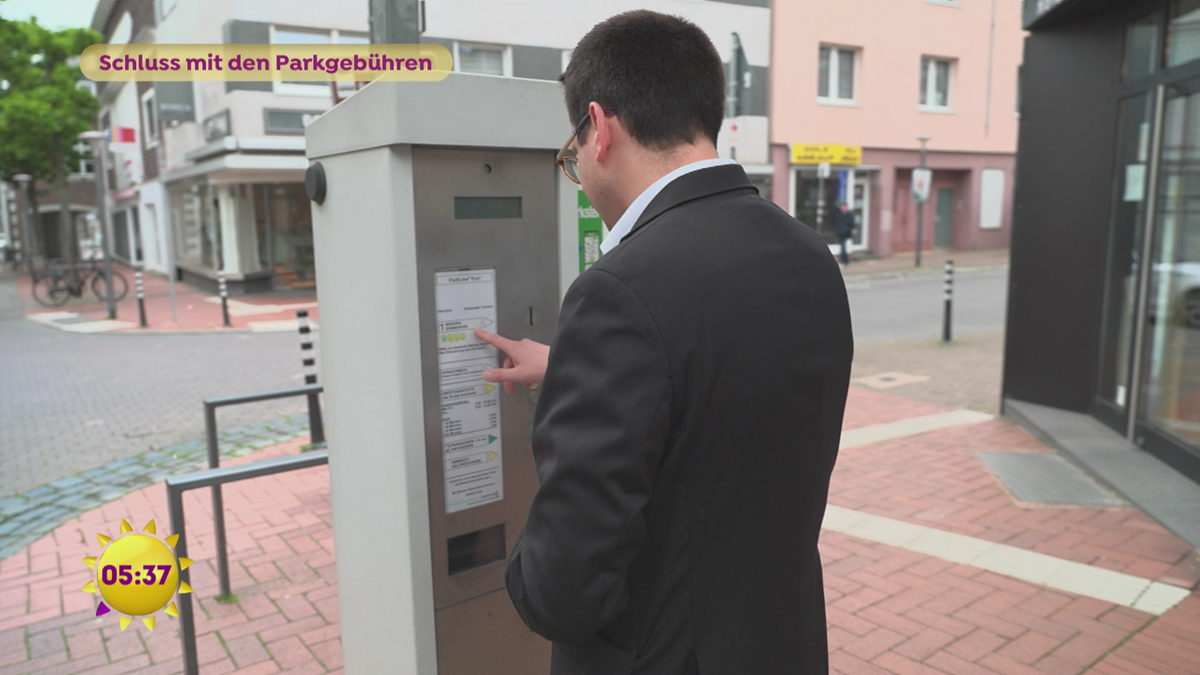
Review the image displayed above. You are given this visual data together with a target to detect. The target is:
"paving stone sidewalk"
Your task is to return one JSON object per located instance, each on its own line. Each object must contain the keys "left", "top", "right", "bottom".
{"left": 0, "top": 415, "right": 313, "bottom": 563}
{"left": 14, "top": 266, "right": 318, "bottom": 334}
{"left": 1, "top": 360, "right": 1198, "bottom": 673}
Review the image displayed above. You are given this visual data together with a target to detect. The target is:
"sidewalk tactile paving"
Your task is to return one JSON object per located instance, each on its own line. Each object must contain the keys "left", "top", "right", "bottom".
{"left": 978, "top": 453, "right": 1124, "bottom": 506}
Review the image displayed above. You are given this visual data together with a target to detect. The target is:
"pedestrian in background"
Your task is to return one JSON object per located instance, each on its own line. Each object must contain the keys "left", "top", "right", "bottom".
{"left": 834, "top": 201, "right": 856, "bottom": 266}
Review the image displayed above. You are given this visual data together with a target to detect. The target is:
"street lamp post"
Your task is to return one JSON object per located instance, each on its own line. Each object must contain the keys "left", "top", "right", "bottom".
{"left": 13, "top": 174, "right": 36, "bottom": 273}
{"left": 915, "top": 136, "right": 932, "bottom": 268}
{"left": 78, "top": 130, "right": 117, "bottom": 320}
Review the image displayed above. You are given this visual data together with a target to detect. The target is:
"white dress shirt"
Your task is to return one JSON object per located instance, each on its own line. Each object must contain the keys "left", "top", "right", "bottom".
{"left": 599, "top": 158, "right": 737, "bottom": 255}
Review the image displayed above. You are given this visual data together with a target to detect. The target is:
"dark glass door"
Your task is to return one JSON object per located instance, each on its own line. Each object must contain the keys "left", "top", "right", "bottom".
{"left": 1138, "top": 76, "right": 1200, "bottom": 456}
{"left": 934, "top": 188, "right": 954, "bottom": 247}
{"left": 1097, "top": 93, "right": 1156, "bottom": 421}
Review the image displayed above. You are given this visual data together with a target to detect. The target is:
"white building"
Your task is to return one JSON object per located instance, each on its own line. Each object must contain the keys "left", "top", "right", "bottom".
{"left": 90, "top": 0, "right": 770, "bottom": 294}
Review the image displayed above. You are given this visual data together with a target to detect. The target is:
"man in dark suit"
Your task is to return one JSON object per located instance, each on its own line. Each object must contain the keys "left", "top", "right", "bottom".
{"left": 475, "top": 10, "right": 853, "bottom": 674}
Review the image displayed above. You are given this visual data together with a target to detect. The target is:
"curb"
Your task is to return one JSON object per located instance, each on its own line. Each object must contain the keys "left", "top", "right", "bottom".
{"left": 22, "top": 315, "right": 318, "bottom": 336}
{"left": 842, "top": 262, "right": 1009, "bottom": 283}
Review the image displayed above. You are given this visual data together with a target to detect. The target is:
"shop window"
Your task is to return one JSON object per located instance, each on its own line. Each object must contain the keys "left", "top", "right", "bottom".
{"left": 141, "top": 89, "right": 158, "bottom": 147}
{"left": 980, "top": 170, "right": 1004, "bottom": 230}
{"left": 920, "top": 56, "right": 953, "bottom": 110}
{"left": 1126, "top": 11, "right": 1160, "bottom": 79}
{"left": 271, "top": 26, "right": 370, "bottom": 97}
{"left": 1168, "top": 1, "right": 1200, "bottom": 68}
{"left": 455, "top": 42, "right": 508, "bottom": 77}
{"left": 818, "top": 45, "right": 857, "bottom": 104}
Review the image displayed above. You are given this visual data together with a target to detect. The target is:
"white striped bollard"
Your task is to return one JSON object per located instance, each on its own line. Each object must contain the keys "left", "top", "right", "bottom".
{"left": 298, "top": 309, "right": 325, "bottom": 445}
{"left": 942, "top": 259, "right": 954, "bottom": 344}
{"left": 135, "top": 269, "right": 147, "bottom": 328}
{"left": 218, "top": 270, "right": 231, "bottom": 327}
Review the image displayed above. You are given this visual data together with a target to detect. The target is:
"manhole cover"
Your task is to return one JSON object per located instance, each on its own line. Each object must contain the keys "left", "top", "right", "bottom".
{"left": 851, "top": 371, "right": 930, "bottom": 390}
{"left": 978, "top": 452, "right": 1123, "bottom": 506}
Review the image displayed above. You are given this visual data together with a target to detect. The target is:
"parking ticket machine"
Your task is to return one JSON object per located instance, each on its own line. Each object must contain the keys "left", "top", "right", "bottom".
{"left": 304, "top": 73, "right": 581, "bottom": 674}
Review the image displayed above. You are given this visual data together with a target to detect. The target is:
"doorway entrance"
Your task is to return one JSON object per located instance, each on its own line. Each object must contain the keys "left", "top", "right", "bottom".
{"left": 790, "top": 167, "right": 871, "bottom": 256}
{"left": 935, "top": 187, "right": 954, "bottom": 248}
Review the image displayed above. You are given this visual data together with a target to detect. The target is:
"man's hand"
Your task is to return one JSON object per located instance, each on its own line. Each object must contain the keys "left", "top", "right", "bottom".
{"left": 475, "top": 329, "right": 550, "bottom": 395}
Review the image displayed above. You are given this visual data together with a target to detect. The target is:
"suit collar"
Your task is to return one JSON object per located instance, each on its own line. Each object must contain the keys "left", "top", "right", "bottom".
{"left": 627, "top": 164, "right": 757, "bottom": 239}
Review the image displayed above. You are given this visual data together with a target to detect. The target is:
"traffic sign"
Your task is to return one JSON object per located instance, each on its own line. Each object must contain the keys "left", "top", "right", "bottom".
{"left": 912, "top": 168, "right": 932, "bottom": 203}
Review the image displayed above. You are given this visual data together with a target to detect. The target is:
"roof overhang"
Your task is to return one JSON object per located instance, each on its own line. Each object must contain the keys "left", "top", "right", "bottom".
{"left": 1023, "top": 0, "right": 1138, "bottom": 31}
{"left": 161, "top": 153, "right": 310, "bottom": 185}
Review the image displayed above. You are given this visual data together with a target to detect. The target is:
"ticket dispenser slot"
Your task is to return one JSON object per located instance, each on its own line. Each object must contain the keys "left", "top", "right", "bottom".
{"left": 413, "top": 147, "right": 558, "bottom": 673}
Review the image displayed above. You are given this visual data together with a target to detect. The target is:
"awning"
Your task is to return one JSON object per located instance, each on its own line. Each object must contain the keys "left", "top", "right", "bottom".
{"left": 1023, "top": 0, "right": 1135, "bottom": 30}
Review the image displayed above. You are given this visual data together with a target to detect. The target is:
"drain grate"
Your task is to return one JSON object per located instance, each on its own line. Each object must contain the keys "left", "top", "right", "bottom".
{"left": 978, "top": 452, "right": 1124, "bottom": 506}
{"left": 851, "top": 371, "right": 930, "bottom": 390}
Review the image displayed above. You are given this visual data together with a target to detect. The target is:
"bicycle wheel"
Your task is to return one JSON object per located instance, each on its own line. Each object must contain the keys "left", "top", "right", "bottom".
{"left": 32, "top": 276, "right": 71, "bottom": 307}
{"left": 91, "top": 270, "right": 129, "bottom": 302}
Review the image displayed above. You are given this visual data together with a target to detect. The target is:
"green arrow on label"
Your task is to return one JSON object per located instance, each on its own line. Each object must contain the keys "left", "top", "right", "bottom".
{"left": 488, "top": 435, "right": 497, "bottom": 444}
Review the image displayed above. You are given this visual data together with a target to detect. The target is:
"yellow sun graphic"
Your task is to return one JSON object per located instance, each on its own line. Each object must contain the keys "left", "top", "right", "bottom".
{"left": 81, "top": 519, "right": 194, "bottom": 631}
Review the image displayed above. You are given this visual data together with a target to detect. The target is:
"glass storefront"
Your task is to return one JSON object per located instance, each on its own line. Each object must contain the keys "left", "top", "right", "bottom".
{"left": 1098, "top": 94, "right": 1154, "bottom": 409}
{"left": 792, "top": 168, "right": 868, "bottom": 250}
{"left": 256, "top": 183, "right": 316, "bottom": 286}
{"left": 168, "top": 180, "right": 314, "bottom": 288}
{"left": 1140, "top": 76, "right": 1200, "bottom": 446}
{"left": 169, "top": 181, "right": 218, "bottom": 271}
{"left": 1097, "top": 1, "right": 1200, "bottom": 465}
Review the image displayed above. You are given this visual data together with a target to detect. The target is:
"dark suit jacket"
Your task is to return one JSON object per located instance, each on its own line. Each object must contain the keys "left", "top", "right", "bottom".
{"left": 506, "top": 164, "right": 854, "bottom": 675}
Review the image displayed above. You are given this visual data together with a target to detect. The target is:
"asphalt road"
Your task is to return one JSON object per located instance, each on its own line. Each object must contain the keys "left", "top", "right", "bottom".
{"left": 0, "top": 274, "right": 312, "bottom": 499}
{"left": 846, "top": 268, "right": 1009, "bottom": 344}
{"left": 0, "top": 266, "right": 1008, "bottom": 500}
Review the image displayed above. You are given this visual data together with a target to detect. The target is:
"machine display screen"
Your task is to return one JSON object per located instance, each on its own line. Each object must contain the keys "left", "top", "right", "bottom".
{"left": 454, "top": 196, "right": 522, "bottom": 220}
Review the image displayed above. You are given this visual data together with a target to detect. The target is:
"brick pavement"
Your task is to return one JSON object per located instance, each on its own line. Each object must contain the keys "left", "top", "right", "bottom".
{"left": 16, "top": 265, "right": 318, "bottom": 333}
{"left": 0, "top": 437, "right": 340, "bottom": 675}
{"left": 0, "top": 386, "right": 1198, "bottom": 673}
{"left": 835, "top": 388, "right": 1200, "bottom": 588}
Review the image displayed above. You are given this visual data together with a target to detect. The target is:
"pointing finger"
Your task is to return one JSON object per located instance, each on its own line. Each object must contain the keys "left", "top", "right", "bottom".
{"left": 475, "top": 328, "right": 517, "bottom": 352}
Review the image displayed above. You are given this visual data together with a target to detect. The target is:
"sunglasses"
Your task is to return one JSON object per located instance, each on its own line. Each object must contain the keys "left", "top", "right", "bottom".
{"left": 556, "top": 108, "right": 617, "bottom": 185}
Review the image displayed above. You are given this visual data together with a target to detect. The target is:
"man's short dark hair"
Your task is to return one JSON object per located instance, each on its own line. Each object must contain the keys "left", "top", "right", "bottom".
{"left": 561, "top": 10, "right": 726, "bottom": 151}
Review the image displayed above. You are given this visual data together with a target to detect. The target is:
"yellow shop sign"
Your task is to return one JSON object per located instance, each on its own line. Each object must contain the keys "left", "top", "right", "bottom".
{"left": 790, "top": 144, "right": 863, "bottom": 166}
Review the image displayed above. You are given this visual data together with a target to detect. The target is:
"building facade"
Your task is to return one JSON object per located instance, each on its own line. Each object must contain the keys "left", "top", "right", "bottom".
{"left": 1005, "top": 0, "right": 1200, "bottom": 484}
{"left": 770, "top": 0, "right": 1024, "bottom": 258}
{"left": 6, "top": 172, "right": 100, "bottom": 266}
{"left": 88, "top": 0, "right": 770, "bottom": 294}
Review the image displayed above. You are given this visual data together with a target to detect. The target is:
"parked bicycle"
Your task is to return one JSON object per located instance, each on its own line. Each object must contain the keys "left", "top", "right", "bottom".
{"left": 31, "top": 258, "right": 129, "bottom": 308}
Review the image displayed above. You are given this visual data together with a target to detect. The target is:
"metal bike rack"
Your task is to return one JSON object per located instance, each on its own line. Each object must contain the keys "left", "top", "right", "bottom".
{"left": 167, "top": 450, "right": 329, "bottom": 675}
{"left": 203, "top": 384, "right": 325, "bottom": 601}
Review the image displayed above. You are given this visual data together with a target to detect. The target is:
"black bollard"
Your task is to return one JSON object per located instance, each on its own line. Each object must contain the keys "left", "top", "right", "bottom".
{"left": 942, "top": 260, "right": 954, "bottom": 344}
{"left": 218, "top": 270, "right": 231, "bottom": 328}
{"left": 135, "top": 269, "right": 148, "bottom": 328}
{"left": 298, "top": 309, "right": 325, "bottom": 445}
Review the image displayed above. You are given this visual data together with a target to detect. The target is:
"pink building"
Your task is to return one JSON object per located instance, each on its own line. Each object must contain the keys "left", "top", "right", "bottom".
{"left": 769, "top": 0, "right": 1025, "bottom": 258}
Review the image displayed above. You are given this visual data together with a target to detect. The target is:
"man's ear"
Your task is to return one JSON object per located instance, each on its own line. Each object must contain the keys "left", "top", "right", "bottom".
{"left": 589, "top": 101, "right": 611, "bottom": 163}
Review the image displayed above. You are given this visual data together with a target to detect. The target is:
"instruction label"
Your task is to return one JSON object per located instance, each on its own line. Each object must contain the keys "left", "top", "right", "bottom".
{"left": 436, "top": 269, "right": 503, "bottom": 514}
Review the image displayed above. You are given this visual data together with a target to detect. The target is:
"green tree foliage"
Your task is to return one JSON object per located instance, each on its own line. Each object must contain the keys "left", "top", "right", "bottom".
{"left": 0, "top": 17, "right": 103, "bottom": 261}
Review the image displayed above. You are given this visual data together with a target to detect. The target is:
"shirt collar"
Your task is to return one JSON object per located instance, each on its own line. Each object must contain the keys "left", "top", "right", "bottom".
{"left": 599, "top": 158, "right": 738, "bottom": 255}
